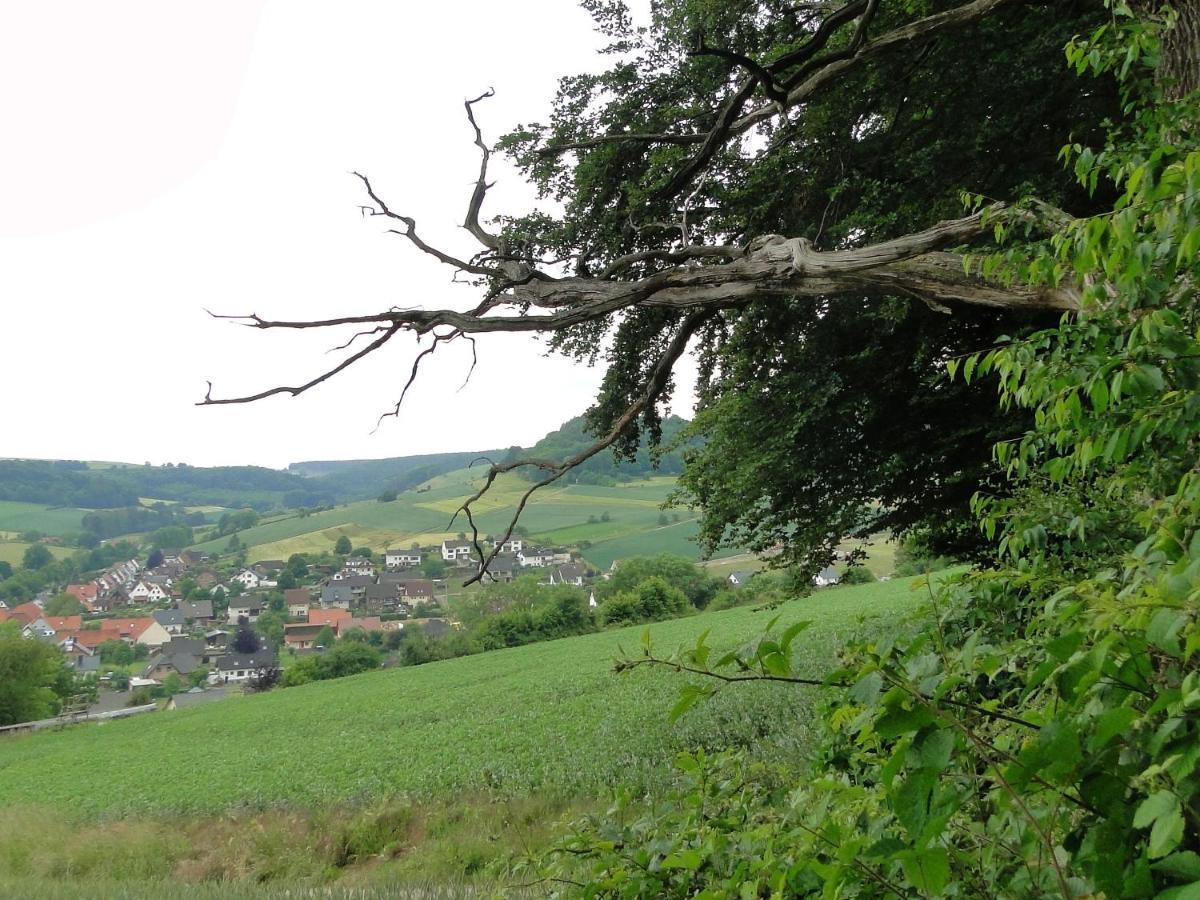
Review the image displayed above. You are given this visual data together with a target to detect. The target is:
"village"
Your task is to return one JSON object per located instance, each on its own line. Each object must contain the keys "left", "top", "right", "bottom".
{"left": 0, "top": 537, "right": 595, "bottom": 724}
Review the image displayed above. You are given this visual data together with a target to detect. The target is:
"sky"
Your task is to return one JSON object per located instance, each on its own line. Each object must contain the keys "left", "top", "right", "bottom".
{"left": 0, "top": 0, "right": 690, "bottom": 469}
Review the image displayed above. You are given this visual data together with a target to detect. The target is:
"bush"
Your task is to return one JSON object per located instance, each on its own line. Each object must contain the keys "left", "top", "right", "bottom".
{"left": 840, "top": 565, "right": 875, "bottom": 585}
{"left": 598, "top": 576, "right": 689, "bottom": 626}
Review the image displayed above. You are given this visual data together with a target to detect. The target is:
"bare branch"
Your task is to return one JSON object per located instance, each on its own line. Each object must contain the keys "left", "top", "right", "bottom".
{"left": 199, "top": 322, "right": 403, "bottom": 406}
{"left": 462, "top": 89, "right": 501, "bottom": 251}
{"left": 452, "top": 311, "right": 711, "bottom": 586}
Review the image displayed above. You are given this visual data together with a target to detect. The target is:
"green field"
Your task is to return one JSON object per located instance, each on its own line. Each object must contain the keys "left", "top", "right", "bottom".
{"left": 0, "top": 501, "right": 88, "bottom": 537}
{"left": 0, "top": 577, "right": 929, "bottom": 817}
{"left": 0, "top": 542, "right": 76, "bottom": 567}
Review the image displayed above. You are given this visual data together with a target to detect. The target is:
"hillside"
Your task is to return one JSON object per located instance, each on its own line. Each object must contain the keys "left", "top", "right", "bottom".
{"left": 189, "top": 473, "right": 731, "bottom": 568}
{"left": 0, "top": 577, "right": 926, "bottom": 815}
{"left": 286, "top": 450, "right": 499, "bottom": 500}
{"left": 515, "top": 414, "right": 690, "bottom": 484}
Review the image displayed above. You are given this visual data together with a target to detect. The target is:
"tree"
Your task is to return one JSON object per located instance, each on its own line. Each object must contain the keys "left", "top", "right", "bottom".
{"left": 162, "top": 672, "right": 182, "bottom": 696}
{"left": 334, "top": 535, "right": 352, "bottom": 555}
{"left": 286, "top": 553, "right": 309, "bottom": 578}
{"left": 255, "top": 610, "right": 286, "bottom": 650}
{"left": 314, "top": 625, "right": 335, "bottom": 649}
{"left": 21, "top": 544, "right": 53, "bottom": 571}
{"left": 231, "top": 625, "right": 261, "bottom": 654}
{"left": 0, "top": 632, "right": 71, "bottom": 725}
{"left": 603, "top": 554, "right": 722, "bottom": 610}
{"left": 351, "top": 547, "right": 372, "bottom": 559}
{"left": 145, "top": 548, "right": 164, "bottom": 569}
{"left": 43, "top": 592, "right": 85, "bottom": 616}
{"left": 200, "top": 0, "right": 1123, "bottom": 582}
{"left": 421, "top": 557, "right": 446, "bottom": 579}
{"left": 0, "top": 561, "right": 11, "bottom": 580}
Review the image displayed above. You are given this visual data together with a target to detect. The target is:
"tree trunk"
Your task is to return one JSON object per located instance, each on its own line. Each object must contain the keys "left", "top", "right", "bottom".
{"left": 1138, "top": 0, "right": 1200, "bottom": 100}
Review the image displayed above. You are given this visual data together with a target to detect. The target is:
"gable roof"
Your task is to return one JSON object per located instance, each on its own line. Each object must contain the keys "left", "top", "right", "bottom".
{"left": 283, "top": 588, "right": 312, "bottom": 607}
{"left": 153, "top": 609, "right": 186, "bottom": 628}
{"left": 214, "top": 652, "right": 277, "bottom": 672}
{"left": 442, "top": 539, "right": 471, "bottom": 549}
{"left": 43, "top": 615, "right": 83, "bottom": 632}
{"left": 99, "top": 617, "right": 155, "bottom": 639}
{"left": 178, "top": 599, "right": 214, "bottom": 619}
{"left": 308, "top": 608, "right": 351, "bottom": 626}
{"left": 341, "top": 616, "right": 384, "bottom": 634}
{"left": 228, "top": 595, "right": 263, "bottom": 610}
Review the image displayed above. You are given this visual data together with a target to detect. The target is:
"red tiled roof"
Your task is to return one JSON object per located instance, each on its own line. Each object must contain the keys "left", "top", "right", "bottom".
{"left": 44, "top": 615, "right": 83, "bottom": 632}
{"left": 308, "top": 608, "right": 351, "bottom": 626}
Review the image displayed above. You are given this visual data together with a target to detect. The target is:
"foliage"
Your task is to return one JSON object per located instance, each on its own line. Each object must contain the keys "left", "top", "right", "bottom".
{"left": 0, "top": 632, "right": 71, "bottom": 725}
{"left": 315, "top": 625, "right": 336, "bottom": 649}
{"left": 334, "top": 536, "right": 352, "bottom": 555}
{"left": 839, "top": 565, "right": 876, "bottom": 586}
{"left": 549, "top": 8, "right": 1200, "bottom": 898}
{"left": 280, "top": 641, "right": 381, "bottom": 687}
{"left": 21, "top": 544, "right": 54, "bottom": 571}
{"left": 518, "top": 415, "right": 690, "bottom": 483}
{"left": 602, "top": 554, "right": 722, "bottom": 610}
{"left": 473, "top": 588, "right": 595, "bottom": 650}
{"left": 231, "top": 627, "right": 262, "bottom": 655}
{"left": 597, "top": 576, "right": 689, "bottom": 627}
{"left": 43, "top": 592, "right": 85, "bottom": 616}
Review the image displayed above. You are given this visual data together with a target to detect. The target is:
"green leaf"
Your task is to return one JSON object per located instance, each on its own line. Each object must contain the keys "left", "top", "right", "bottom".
{"left": 670, "top": 685, "right": 710, "bottom": 723}
{"left": 898, "top": 847, "right": 950, "bottom": 895}
{"left": 1156, "top": 882, "right": 1200, "bottom": 900}
{"left": 1090, "top": 706, "right": 1136, "bottom": 750}
{"left": 661, "top": 848, "right": 703, "bottom": 870}
{"left": 850, "top": 671, "right": 883, "bottom": 707}
{"left": 1134, "top": 791, "right": 1178, "bottom": 829}
{"left": 916, "top": 728, "right": 955, "bottom": 772}
{"left": 1155, "top": 852, "right": 1200, "bottom": 882}
{"left": 779, "top": 620, "right": 811, "bottom": 652}
{"left": 1151, "top": 806, "right": 1185, "bottom": 859}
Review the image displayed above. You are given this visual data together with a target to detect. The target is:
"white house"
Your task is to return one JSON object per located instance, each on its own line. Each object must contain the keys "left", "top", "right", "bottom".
{"left": 441, "top": 540, "right": 472, "bottom": 562}
{"left": 211, "top": 653, "right": 277, "bottom": 684}
{"left": 497, "top": 538, "right": 523, "bottom": 554}
{"left": 385, "top": 549, "right": 423, "bottom": 569}
{"left": 814, "top": 567, "right": 841, "bottom": 587}
{"left": 232, "top": 569, "right": 262, "bottom": 590}
{"left": 128, "top": 579, "right": 169, "bottom": 604}
{"left": 517, "top": 547, "right": 550, "bottom": 568}
{"left": 547, "top": 563, "right": 585, "bottom": 587}
{"left": 227, "top": 596, "right": 263, "bottom": 624}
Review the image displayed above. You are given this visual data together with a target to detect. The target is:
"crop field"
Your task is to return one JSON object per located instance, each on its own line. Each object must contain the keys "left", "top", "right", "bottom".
{"left": 0, "top": 577, "right": 931, "bottom": 817}
{"left": 0, "top": 501, "right": 88, "bottom": 536}
{"left": 0, "top": 542, "right": 77, "bottom": 567}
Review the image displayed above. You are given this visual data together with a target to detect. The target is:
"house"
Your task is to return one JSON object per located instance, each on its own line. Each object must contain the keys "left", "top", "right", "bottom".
{"left": 143, "top": 651, "right": 201, "bottom": 682}
{"left": 343, "top": 574, "right": 374, "bottom": 598}
{"left": 63, "top": 582, "right": 100, "bottom": 611}
{"left": 517, "top": 547, "right": 551, "bottom": 568}
{"left": 209, "top": 582, "right": 230, "bottom": 597}
{"left": 384, "top": 549, "right": 423, "bottom": 569}
{"left": 320, "top": 584, "right": 354, "bottom": 609}
{"left": 410, "top": 617, "right": 451, "bottom": 638}
{"left": 399, "top": 579, "right": 436, "bottom": 603}
{"left": 153, "top": 608, "right": 187, "bottom": 635}
{"left": 496, "top": 537, "right": 523, "bottom": 554}
{"left": 211, "top": 652, "right": 277, "bottom": 684}
{"left": 363, "top": 582, "right": 403, "bottom": 613}
{"left": 441, "top": 539, "right": 472, "bottom": 563}
{"left": 231, "top": 569, "right": 262, "bottom": 590}
{"left": 227, "top": 596, "right": 263, "bottom": 624}
{"left": 343, "top": 556, "right": 375, "bottom": 573}
{"left": 177, "top": 599, "right": 215, "bottom": 623}
{"left": 60, "top": 639, "right": 101, "bottom": 674}
{"left": 308, "top": 608, "right": 351, "bottom": 628}
{"left": 814, "top": 567, "right": 841, "bottom": 587}
{"left": 0, "top": 602, "right": 44, "bottom": 628}
{"left": 547, "top": 563, "right": 585, "bottom": 587}
{"left": 128, "top": 578, "right": 169, "bottom": 604}
{"left": 43, "top": 615, "right": 83, "bottom": 634}
{"left": 481, "top": 556, "right": 516, "bottom": 583}
{"left": 727, "top": 571, "right": 754, "bottom": 588}
{"left": 99, "top": 617, "right": 172, "bottom": 648}
{"left": 193, "top": 570, "right": 218, "bottom": 589}
{"left": 155, "top": 636, "right": 221, "bottom": 666}
{"left": 181, "top": 550, "right": 208, "bottom": 568}
{"left": 283, "top": 588, "right": 312, "bottom": 618}
{"left": 56, "top": 629, "right": 109, "bottom": 653}
{"left": 204, "top": 629, "right": 229, "bottom": 649}
{"left": 283, "top": 623, "right": 326, "bottom": 651}
{"left": 253, "top": 559, "right": 285, "bottom": 576}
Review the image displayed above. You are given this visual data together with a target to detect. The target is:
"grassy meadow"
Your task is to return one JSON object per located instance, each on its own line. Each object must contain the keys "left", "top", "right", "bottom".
{"left": 0, "top": 542, "right": 77, "bottom": 568}
{"left": 0, "top": 577, "right": 929, "bottom": 817}
{"left": 0, "top": 500, "right": 88, "bottom": 536}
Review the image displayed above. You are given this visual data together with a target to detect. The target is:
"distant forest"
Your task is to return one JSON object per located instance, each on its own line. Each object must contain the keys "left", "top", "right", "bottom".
{"left": 509, "top": 416, "right": 690, "bottom": 484}
{"left": 0, "top": 415, "right": 691, "bottom": 514}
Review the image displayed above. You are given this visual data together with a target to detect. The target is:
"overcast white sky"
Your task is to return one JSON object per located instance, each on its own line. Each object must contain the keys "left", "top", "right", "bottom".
{"left": 0, "top": 0, "right": 689, "bottom": 469}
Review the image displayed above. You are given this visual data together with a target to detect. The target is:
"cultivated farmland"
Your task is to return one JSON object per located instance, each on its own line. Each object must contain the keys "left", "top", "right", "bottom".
{"left": 0, "top": 577, "right": 929, "bottom": 817}
{"left": 0, "top": 501, "right": 89, "bottom": 537}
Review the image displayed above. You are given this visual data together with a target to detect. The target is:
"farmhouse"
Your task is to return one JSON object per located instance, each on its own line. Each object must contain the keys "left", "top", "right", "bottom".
{"left": 153, "top": 609, "right": 186, "bottom": 635}
{"left": 814, "top": 567, "right": 841, "bottom": 587}
{"left": 441, "top": 539, "right": 472, "bottom": 562}
{"left": 212, "top": 652, "right": 277, "bottom": 684}
{"left": 283, "top": 588, "right": 312, "bottom": 618}
{"left": 546, "top": 563, "right": 585, "bottom": 587}
{"left": 227, "top": 596, "right": 263, "bottom": 624}
{"left": 384, "top": 549, "right": 422, "bottom": 569}
{"left": 400, "top": 579, "right": 436, "bottom": 602}
{"left": 283, "top": 623, "right": 326, "bottom": 651}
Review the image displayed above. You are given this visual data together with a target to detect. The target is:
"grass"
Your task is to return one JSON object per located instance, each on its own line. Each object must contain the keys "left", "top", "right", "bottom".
{"left": 0, "top": 501, "right": 89, "bottom": 536}
{"left": 0, "top": 577, "right": 930, "bottom": 818}
{"left": 0, "top": 542, "right": 77, "bottom": 567}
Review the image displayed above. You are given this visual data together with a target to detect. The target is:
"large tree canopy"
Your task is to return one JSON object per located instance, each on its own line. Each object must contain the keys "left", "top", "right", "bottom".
{"left": 205, "top": 0, "right": 1184, "bottom": 580}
